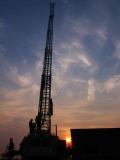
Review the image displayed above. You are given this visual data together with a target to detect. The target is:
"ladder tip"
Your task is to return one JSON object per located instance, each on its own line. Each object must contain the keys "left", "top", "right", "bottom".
{"left": 49, "top": 0, "right": 55, "bottom": 5}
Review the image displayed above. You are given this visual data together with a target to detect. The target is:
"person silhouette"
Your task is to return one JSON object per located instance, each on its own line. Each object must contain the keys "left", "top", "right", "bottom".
{"left": 29, "top": 119, "right": 36, "bottom": 134}
{"left": 7, "top": 138, "right": 14, "bottom": 160}
{"left": 35, "top": 115, "right": 41, "bottom": 133}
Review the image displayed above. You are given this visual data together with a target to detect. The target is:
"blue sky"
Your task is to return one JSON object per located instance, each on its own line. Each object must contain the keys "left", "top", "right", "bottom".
{"left": 0, "top": 0, "right": 120, "bottom": 152}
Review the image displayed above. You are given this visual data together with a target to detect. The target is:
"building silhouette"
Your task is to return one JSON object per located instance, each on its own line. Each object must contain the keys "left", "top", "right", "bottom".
{"left": 71, "top": 128, "right": 120, "bottom": 160}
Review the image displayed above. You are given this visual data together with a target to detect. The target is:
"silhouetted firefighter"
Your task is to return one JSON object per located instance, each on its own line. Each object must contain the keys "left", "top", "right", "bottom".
{"left": 7, "top": 138, "right": 14, "bottom": 160}
{"left": 29, "top": 118, "right": 36, "bottom": 134}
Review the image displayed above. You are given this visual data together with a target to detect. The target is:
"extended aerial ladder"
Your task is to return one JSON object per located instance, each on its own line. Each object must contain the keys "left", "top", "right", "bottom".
{"left": 35, "top": 2, "right": 55, "bottom": 134}
{"left": 20, "top": 2, "right": 67, "bottom": 158}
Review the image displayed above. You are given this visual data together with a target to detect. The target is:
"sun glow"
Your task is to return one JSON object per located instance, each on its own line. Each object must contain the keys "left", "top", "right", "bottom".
{"left": 66, "top": 137, "right": 71, "bottom": 144}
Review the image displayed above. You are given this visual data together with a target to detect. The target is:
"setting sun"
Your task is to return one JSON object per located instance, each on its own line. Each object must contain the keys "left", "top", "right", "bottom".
{"left": 66, "top": 137, "right": 71, "bottom": 144}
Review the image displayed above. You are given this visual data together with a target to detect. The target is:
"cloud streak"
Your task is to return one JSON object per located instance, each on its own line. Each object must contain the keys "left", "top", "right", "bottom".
{"left": 87, "top": 79, "right": 95, "bottom": 102}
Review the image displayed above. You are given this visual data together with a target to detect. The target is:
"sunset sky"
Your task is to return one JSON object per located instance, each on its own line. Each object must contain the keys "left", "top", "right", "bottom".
{"left": 0, "top": 0, "right": 120, "bottom": 152}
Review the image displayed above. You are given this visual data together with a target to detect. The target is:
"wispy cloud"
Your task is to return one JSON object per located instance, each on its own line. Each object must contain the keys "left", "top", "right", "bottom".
{"left": 51, "top": 36, "right": 98, "bottom": 101}
{"left": 68, "top": 15, "right": 108, "bottom": 44}
{"left": 7, "top": 66, "right": 33, "bottom": 88}
{"left": 104, "top": 75, "right": 120, "bottom": 93}
{"left": 114, "top": 40, "right": 120, "bottom": 60}
{"left": 87, "top": 79, "right": 95, "bottom": 102}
